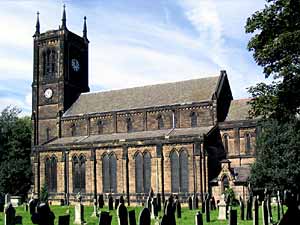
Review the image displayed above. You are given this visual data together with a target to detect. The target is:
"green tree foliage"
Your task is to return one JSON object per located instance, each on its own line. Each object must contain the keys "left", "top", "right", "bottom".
{"left": 40, "top": 184, "right": 48, "bottom": 203}
{"left": 250, "top": 119, "right": 300, "bottom": 192}
{"left": 245, "top": 0, "right": 300, "bottom": 120}
{"left": 0, "top": 106, "right": 32, "bottom": 196}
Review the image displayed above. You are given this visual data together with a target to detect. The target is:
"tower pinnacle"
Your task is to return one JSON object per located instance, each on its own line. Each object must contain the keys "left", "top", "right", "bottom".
{"left": 61, "top": 4, "right": 67, "bottom": 29}
{"left": 83, "top": 16, "right": 88, "bottom": 41}
{"left": 35, "top": 11, "right": 40, "bottom": 36}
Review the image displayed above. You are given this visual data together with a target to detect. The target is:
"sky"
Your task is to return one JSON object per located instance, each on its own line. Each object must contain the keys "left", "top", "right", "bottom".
{"left": 0, "top": 0, "right": 267, "bottom": 116}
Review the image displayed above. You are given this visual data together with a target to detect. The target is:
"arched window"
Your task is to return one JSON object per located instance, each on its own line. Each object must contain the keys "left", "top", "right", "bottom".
{"left": 143, "top": 152, "right": 151, "bottom": 193}
{"left": 135, "top": 153, "right": 143, "bottom": 193}
{"left": 223, "top": 134, "right": 229, "bottom": 153}
{"left": 157, "top": 114, "right": 164, "bottom": 130}
{"left": 45, "top": 156, "right": 57, "bottom": 192}
{"left": 43, "top": 49, "right": 57, "bottom": 79}
{"left": 179, "top": 150, "right": 189, "bottom": 192}
{"left": 126, "top": 117, "right": 132, "bottom": 132}
{"left": 97, "top": 120, "right": 103, "bottom": 134}
{"left": 46, "top": 128, "right": 51, "bottom": 141}
{"left": 73, "top": 155, "right": 86, "bottom": 193}
{"left": 245, "top": 133, "right": 251, "bottom": 154}
{"left": 71, "top": 123, "right": 76, "bottom": 137}
{"left": 222, "top": 175, "right": 229, "bottom": 192}
{"left": 102, "top": 154, "right": 110, "bottom": 193}
{"left": 109, "top": 154, "right": 117, "bottom": 193}
{"left": 190, "top": 112, "right": 197, "bottom": 127}
{"left": 170, "top": 150, "right": 179, "bottom": 193}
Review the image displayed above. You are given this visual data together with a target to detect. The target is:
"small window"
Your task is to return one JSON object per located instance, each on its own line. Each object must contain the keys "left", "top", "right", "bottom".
{"left": 157, "top": 114, "right": 164, "bottom": 130}
{"left": 126, "top": 117, "right": 132, "bottom": 132}
{"left": 71, "top": 123, "right": 76, "bottom": 136}
{"left": 97, "top": 120, "right": 103, "bottom": 134}
{"left": 245, "top": 133, "right": 251, "bottom": 154}
{"left": 190, "top": 112, "right": 197, "bottom": 127}
{"left": 223, "top": 134, "right": 229, "bottom": 153}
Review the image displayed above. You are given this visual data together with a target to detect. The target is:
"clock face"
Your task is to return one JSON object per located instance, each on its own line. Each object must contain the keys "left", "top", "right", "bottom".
{"left": 71, "top": 59, "right": 80, "bottom": 72}
{"left": 44, "top": 88, "right": 53, "bottom": 99}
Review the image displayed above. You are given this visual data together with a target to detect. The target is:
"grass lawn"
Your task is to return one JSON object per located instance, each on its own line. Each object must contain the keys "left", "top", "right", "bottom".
{"left": 0, "top": 204, "right": 285, "bottom": 225}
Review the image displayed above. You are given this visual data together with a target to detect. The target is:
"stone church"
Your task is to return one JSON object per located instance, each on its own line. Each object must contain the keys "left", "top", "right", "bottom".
{"left": 31, "top": 8, "right": 257, "bottom": 204}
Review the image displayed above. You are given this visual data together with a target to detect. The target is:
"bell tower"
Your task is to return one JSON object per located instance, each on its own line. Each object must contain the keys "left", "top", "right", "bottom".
{"left": 32, "top": 6, "right": 89, "bottom": 145}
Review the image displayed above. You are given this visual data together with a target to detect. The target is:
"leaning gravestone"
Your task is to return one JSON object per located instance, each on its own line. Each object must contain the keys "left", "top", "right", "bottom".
{"left": 218, "top": 194, "right": 227, "bottom": 220}
{"left": 138, "top": 208, "right": 151, "bottom": 225}
{"left": 108, "top": 195, "right": 114, "bottom": 211}
{"left": 15, "top": 215, "right": 22, "bottom": 225}
{"left": 188, "top": 196, "right": 192, "bottom": 210}
{"left": 176, "top": 200, "right": 181, "bottom": 219}
{"left": 128, "top": 210, "right": 136, "bottom": 225}
{"left": 117, "top": 203, "right": 128, "bottom": 225}
{"left": 4, "top": 203, "right": 16, "bottom": 225}
{"left": 229, "top": 210, "right": 237, "bottom": 225}
{"left": 195, "top": 211, "right": 203, "bottom": 225}
{"left": 253, "top": 196, "right": 259, "bottom": 225}
{"left": 58, "top": 215, "right": 70, "bottom": 225}
{"left": 99, "top": 211, "right": 112, "bottom": 225}
{"left": 240, "top": 196, "right": 245, "bottom": 220}
{"left": 98, "top": 194, "right": 104, "bottom": 208}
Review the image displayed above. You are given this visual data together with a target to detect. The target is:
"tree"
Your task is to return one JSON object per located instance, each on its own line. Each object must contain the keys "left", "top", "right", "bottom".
{"left": 245, "top": 0, "right": 300, "bottom": 120}
{"left": 0, "top": 106, "right": 32, "bottom": 196}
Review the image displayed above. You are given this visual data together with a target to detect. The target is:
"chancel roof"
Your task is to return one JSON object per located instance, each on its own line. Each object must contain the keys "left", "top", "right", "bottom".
{"left": 63, "top": 75, "right": 220, "bottom": 117}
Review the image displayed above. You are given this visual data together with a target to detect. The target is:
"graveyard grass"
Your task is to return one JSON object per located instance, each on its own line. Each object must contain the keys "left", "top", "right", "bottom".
{"left": 0, "top": 204, "right": 285, "bottom": 225}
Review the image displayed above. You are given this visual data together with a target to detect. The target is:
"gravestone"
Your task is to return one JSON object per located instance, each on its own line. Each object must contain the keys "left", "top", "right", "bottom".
{"left": 98, "top": 194, "right": 104, "bottom": 208}
{"left": 151, "top": 198, "right": 158, "bottom": 219}
{"left": 253, "top": 196, "right": 259, "bottom": 225}
{"left": 246, "top": 196, "right": 253, "bottom": 220}
{"left": 192, "top": 195, "right": 196, "bottom": 210}
{"left": 108, "top": 195, "right": 113, "bottom": 211}
{"left": 266, "top": 195, "right": 273, "bottom": 224}
{"left": 205, "top": 195, "right": 210, "bottom": 222}
{"left": 195, "top": 211, "right": 203, "bottom": 225}
{"left": 4, "top": 203, "right": 16, "bottom": 225}
{"left": 195, "top": 196, "right": 199, "bottom": 209}
{"left": 146, "top": 196, "right": 151, "bottom": 211}
{"left": 58, "top": 215, "right": 70, "bottom": 225}
{"left": 117, "top": 203, "right": 128, "bottom": 225}
{"left": 176, "top": 200, "right": 181, "bottom": 218}
{"left": 29, "top": 198, "right": 38, "bottom": 215}
{"left": 115, "top": 198, "right": 120, "bottom": 210}
{"left": 218, "top": 194, "right": 227, "bottom": 220}
{"left": 138, "top": 208, "right": 151, "bottom": 225}
{"left": 229, "top": 210, "right": 237, "bottom": 225}
{"left": 157, "top": 193, "right": 162, "bottom": 212}
{"left": 262, "top": 200, "right": 268, "bottom": 225}
{"left": 23, "top": 202, "right": 28, "bottom": 212}
{"left": 99, "top": 211, "right": 112, "bottom": 225}
{"left": 277, "top": 191, "right": 281, "bottom": 221}
{"left": 211, "top": 196, "right": 216, "bottom": 210}
{"left": 165, "top": 199, "right": 176, "bottom": 225}
{"left": 31, "top": 203, "right": 55, "bottom": 225}
{"left": 74, "top": 202, "right": 84, "bottom": 224}
{"left": 160, "top": 215, "right": 168, "bottom": 225}
{"left": 120, "top": 196, "right": 125, "bottom": 205}
{"left": 128, "top": 210, "right": 136, "bottom": 225}
{"left": 15, "top": 215, "right": 22, "bottom": 225}
{"left": 149, "top": 188, "right": 154, "bottom": 198}
{"left": 239, "top": 196, "right": 245, "bottom": 220}
{"left": 188, "top": 196, "right": 192, "bottom": 210}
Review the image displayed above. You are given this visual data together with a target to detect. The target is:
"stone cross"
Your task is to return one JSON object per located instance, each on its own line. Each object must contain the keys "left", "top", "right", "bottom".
{"left": 195, "top": 211, "right": 203, "bottom": 225}
{"left": 218, "top": 194, "right": 227, "bottom": 220}
{"left": 58, "top": 214, "right": 70, "bottom": 225}
{"left": 117, "top": 203, "right": 128, "bottom": 225}
{"left": 99, "top": 211, "right": 112, "bottom": 225}
{"left": 229, "top": 209, "right": 237, "bottom": 225}
{"left": 74, "top": 201, "right": 84, "bottom": 224}
{"left": 128, "top": 210, "right": 136, "bottom": 225}
{"left": 138, "top": 208, "right": 151, "bottom": 225}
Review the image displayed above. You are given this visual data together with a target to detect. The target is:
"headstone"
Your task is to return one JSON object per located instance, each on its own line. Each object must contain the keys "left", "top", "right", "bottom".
{"left": 115, "top": 198, "right": 120, "bottom": 210}
{"left": 205, "top": 195, "right": 210, "bottom": 222}
{"left": 99, "top": 211, "right": 112, "bottom": 225}
{"left": 117, "top": 203, "right": 128, "bottom": 225}
{"left": 138, "top": 208, "right": 151, "bottom": 225}
{"left": 23, "top": 202, "right": 28, "bottom": 212}
{"left": 74, "top": 203, "right": 84, "bottom": 224}
{"left": 160, "top": 215, "right": 168, "bottom": 225}
{"left": 240, "top": 197, "right": 245, "bottom": 220}
{"left": 15, "top": 215, "right": 22, "bottom": 225}
{"left": 58, "top": 215, "right": 70, "bottom": 225}
{"left": 5, "top": 194, "right": 11, "bottom": 206}
{"left": 31, "top": 203, "right": 55, "bottom": 225}
{"left": 149, "top": 188, "right": 154, "bottom": 198}
{"left": 192, "top": 195, "right": 196, "bottom": 209}
{"left": 4, "top": 203, "right": 15, "bottom": 225}
{"left": 252, "top": 196, "right": 259, "bottom": 225}
{"left": 201, "top": 200, "right": 205, "bottom": 213}
{"left": 29, "top": 198, "right": 37, "bottom": 215}
{"left": 266, "top": 195, "right": 273, "bottom": 224}
{"left": 157, "top": 193, "right": 162, "bottom": 212}
{"left": 246, "top": 196, "right": 253, "bottom": 220}
{"left": 146, "top": 196, "right": 151, "bottom": 211}
{"left": 218, "top": 194, "right": 227, "bottom": 220}
{"left": 188, "top": 196, "right": 192, "bottom": 210}
{"left": 120, "top": 196, "right": 125, "bottom": 205}
{"left": 176, "top": 200, "right": 181, "bottom": 218}
{"left": 262, "top": 200, "right": 268, "bottom": 225}
{"left": 195, "top": 195, "right": 199, "bottom": 209}
{"left": 151, "top": 198, "right": 158, "bottom": 219}
{"left": 211, "top": 196, "right": 216, "bottom": 210}
{"left": 165, "top": 199, "right": 176, "bottom": 225}
{"left": 98, "top": 194, "right": 104, "bottom": 208}
{"left": 229, "top": 210, "right": 237, "bottom": 225}
{"left": 108, "top": 195, "right": 113, "bottom": 211}
{"left": 277, "top": 191, "right": 281, "bottom": 221}
{"left": 128, "top": 210, "right": 136, "bottom": 225}
{"left": 195, "top": 211, "right": 203, "bottom": 225}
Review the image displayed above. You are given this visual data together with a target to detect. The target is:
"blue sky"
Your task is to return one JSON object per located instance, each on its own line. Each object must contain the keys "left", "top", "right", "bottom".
{"left": 0, "top": 0, "right": 267, "bottom": 116}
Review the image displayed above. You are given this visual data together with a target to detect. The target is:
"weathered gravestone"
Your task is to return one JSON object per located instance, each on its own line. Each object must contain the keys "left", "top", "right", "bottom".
{"left": 99, "top": 211, "right": 112, "bottom": 225}
{"left": 218, "top": 194, "right": 227, "bottom": 220}
{"left": 262, "top": 200, "right": 269, "bottom": 225}
{"left": 252, "top": 196, "right": 259, "bottom": 225}
{"left": 15, "top": 215, "right": 22, "bottom": 225}
{"left": 115, "top": 198, "right": 120, "bottom": 210}
{"left": 108, "top": 195, "right": 114, "bottom": 211}
{"left": 4, "top": 203, "right": 16, "bottom": 225}
{"left": 157, "top": 193, "right": 162, "bottom": 212}
{"left": 151, "top": 198, "right": 158, "bottom": 219}
{"left": 277, "top": 191, "right": 281, "bottom": 221}
{"left": 188, "top": 196, "right": 192, "bottom": 210}
{"left": 192, "top": 195, "right": 196, "bottom": 210}
{"left": 74, "top": 199, "right": 84, "bottom": 225}
{"left": 246, "top": 196, "right": 253, "bottom": 220}
{"left": 98, "top": 194, "right": 104, "bottom": 208}
{"left": 164, "top": 198, "right": 176, "bottom": 225}
{"left": 117, "top": 203, "right": 128, "bottom": 225}
{"left": 29, "top": 198, "right": 37, "bottom": 215}
{"left": 58, "top": 214, "right": 70, "bottom": 225}
{"left": 229, "top": 210, "right": 237, "bottom": 225}
{"left": 138, "top": 208, "right": 151, "bottom": 225}
{"left": 266, "top": 195, "right": 273, "bottom": 224}
{"left": 160, "top": 215, "right": 168, "bottom": 225}
{"left": 195, "top": 195, "right": 199, "bottom": 209}
{"left": 195, "top": 211, "right": 203, "bottom": 225}
{"left": 23, "top": 202, "right": 28, "bottom": 212}
{"left": 31, "top": 203, "right": 55, "bottom": 225}
{"left": 205, "top": 195, "right": 210, "bottom": 222}
{"left": 128, "top": 210, "right": 136, "bottom": 225}
{"left": 211, "top": 196, "right": 216, "bottom": 210}
{"left": 120, "top": 196, "right": 125, "bottom": 205}
{"left": 239, "top": 196, "right": 245, "bottom": 220}
{"left": 176, "top": 200, "right": 181, "bottom": 219}
{"left": 146, "top": 196, "right": 151, "bottom": 211}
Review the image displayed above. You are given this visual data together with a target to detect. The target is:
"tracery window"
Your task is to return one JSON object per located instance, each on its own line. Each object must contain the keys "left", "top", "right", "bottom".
{"left": 135, "top": 151, "right": 152, "bottom": 193}
{"left": 43, "top": 49, "right": 57, "bottom": 79}
{"left": 190, "top": 111, "right": 197, "bottom": 127}
{"left": 73, "top": 155, "right": 86, "bottom": 193}
{"left": 45, "top": 155, "right": 57, "bottom": 192}
{"left": 179, "top": 150, "right": 189, "bottom": 192}
{"left": 102, "top": 153, "right": 117, "bottom": 193}
{"left": 170, "top": 150, "right": 179, "bottom": 193}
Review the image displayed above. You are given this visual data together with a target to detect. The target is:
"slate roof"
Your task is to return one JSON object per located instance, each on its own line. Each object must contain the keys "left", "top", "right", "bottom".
{"left": 63, "top": 76, "right": 220, "bottom": 117}
{"left": 46, "top": 126, "right": 213, "bottom": 146}
{"left": 226, "top": 98, "right": 252, "bottom": 121}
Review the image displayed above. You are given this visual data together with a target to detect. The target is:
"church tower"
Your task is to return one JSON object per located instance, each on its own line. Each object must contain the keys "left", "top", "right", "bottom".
{"left": 32, "top": 6, "right": 89, "bottom": 145}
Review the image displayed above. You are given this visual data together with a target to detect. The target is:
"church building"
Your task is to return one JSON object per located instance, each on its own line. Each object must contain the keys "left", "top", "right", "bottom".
{"left": 31, "top": 8, "right": 257, "bottom": 204}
